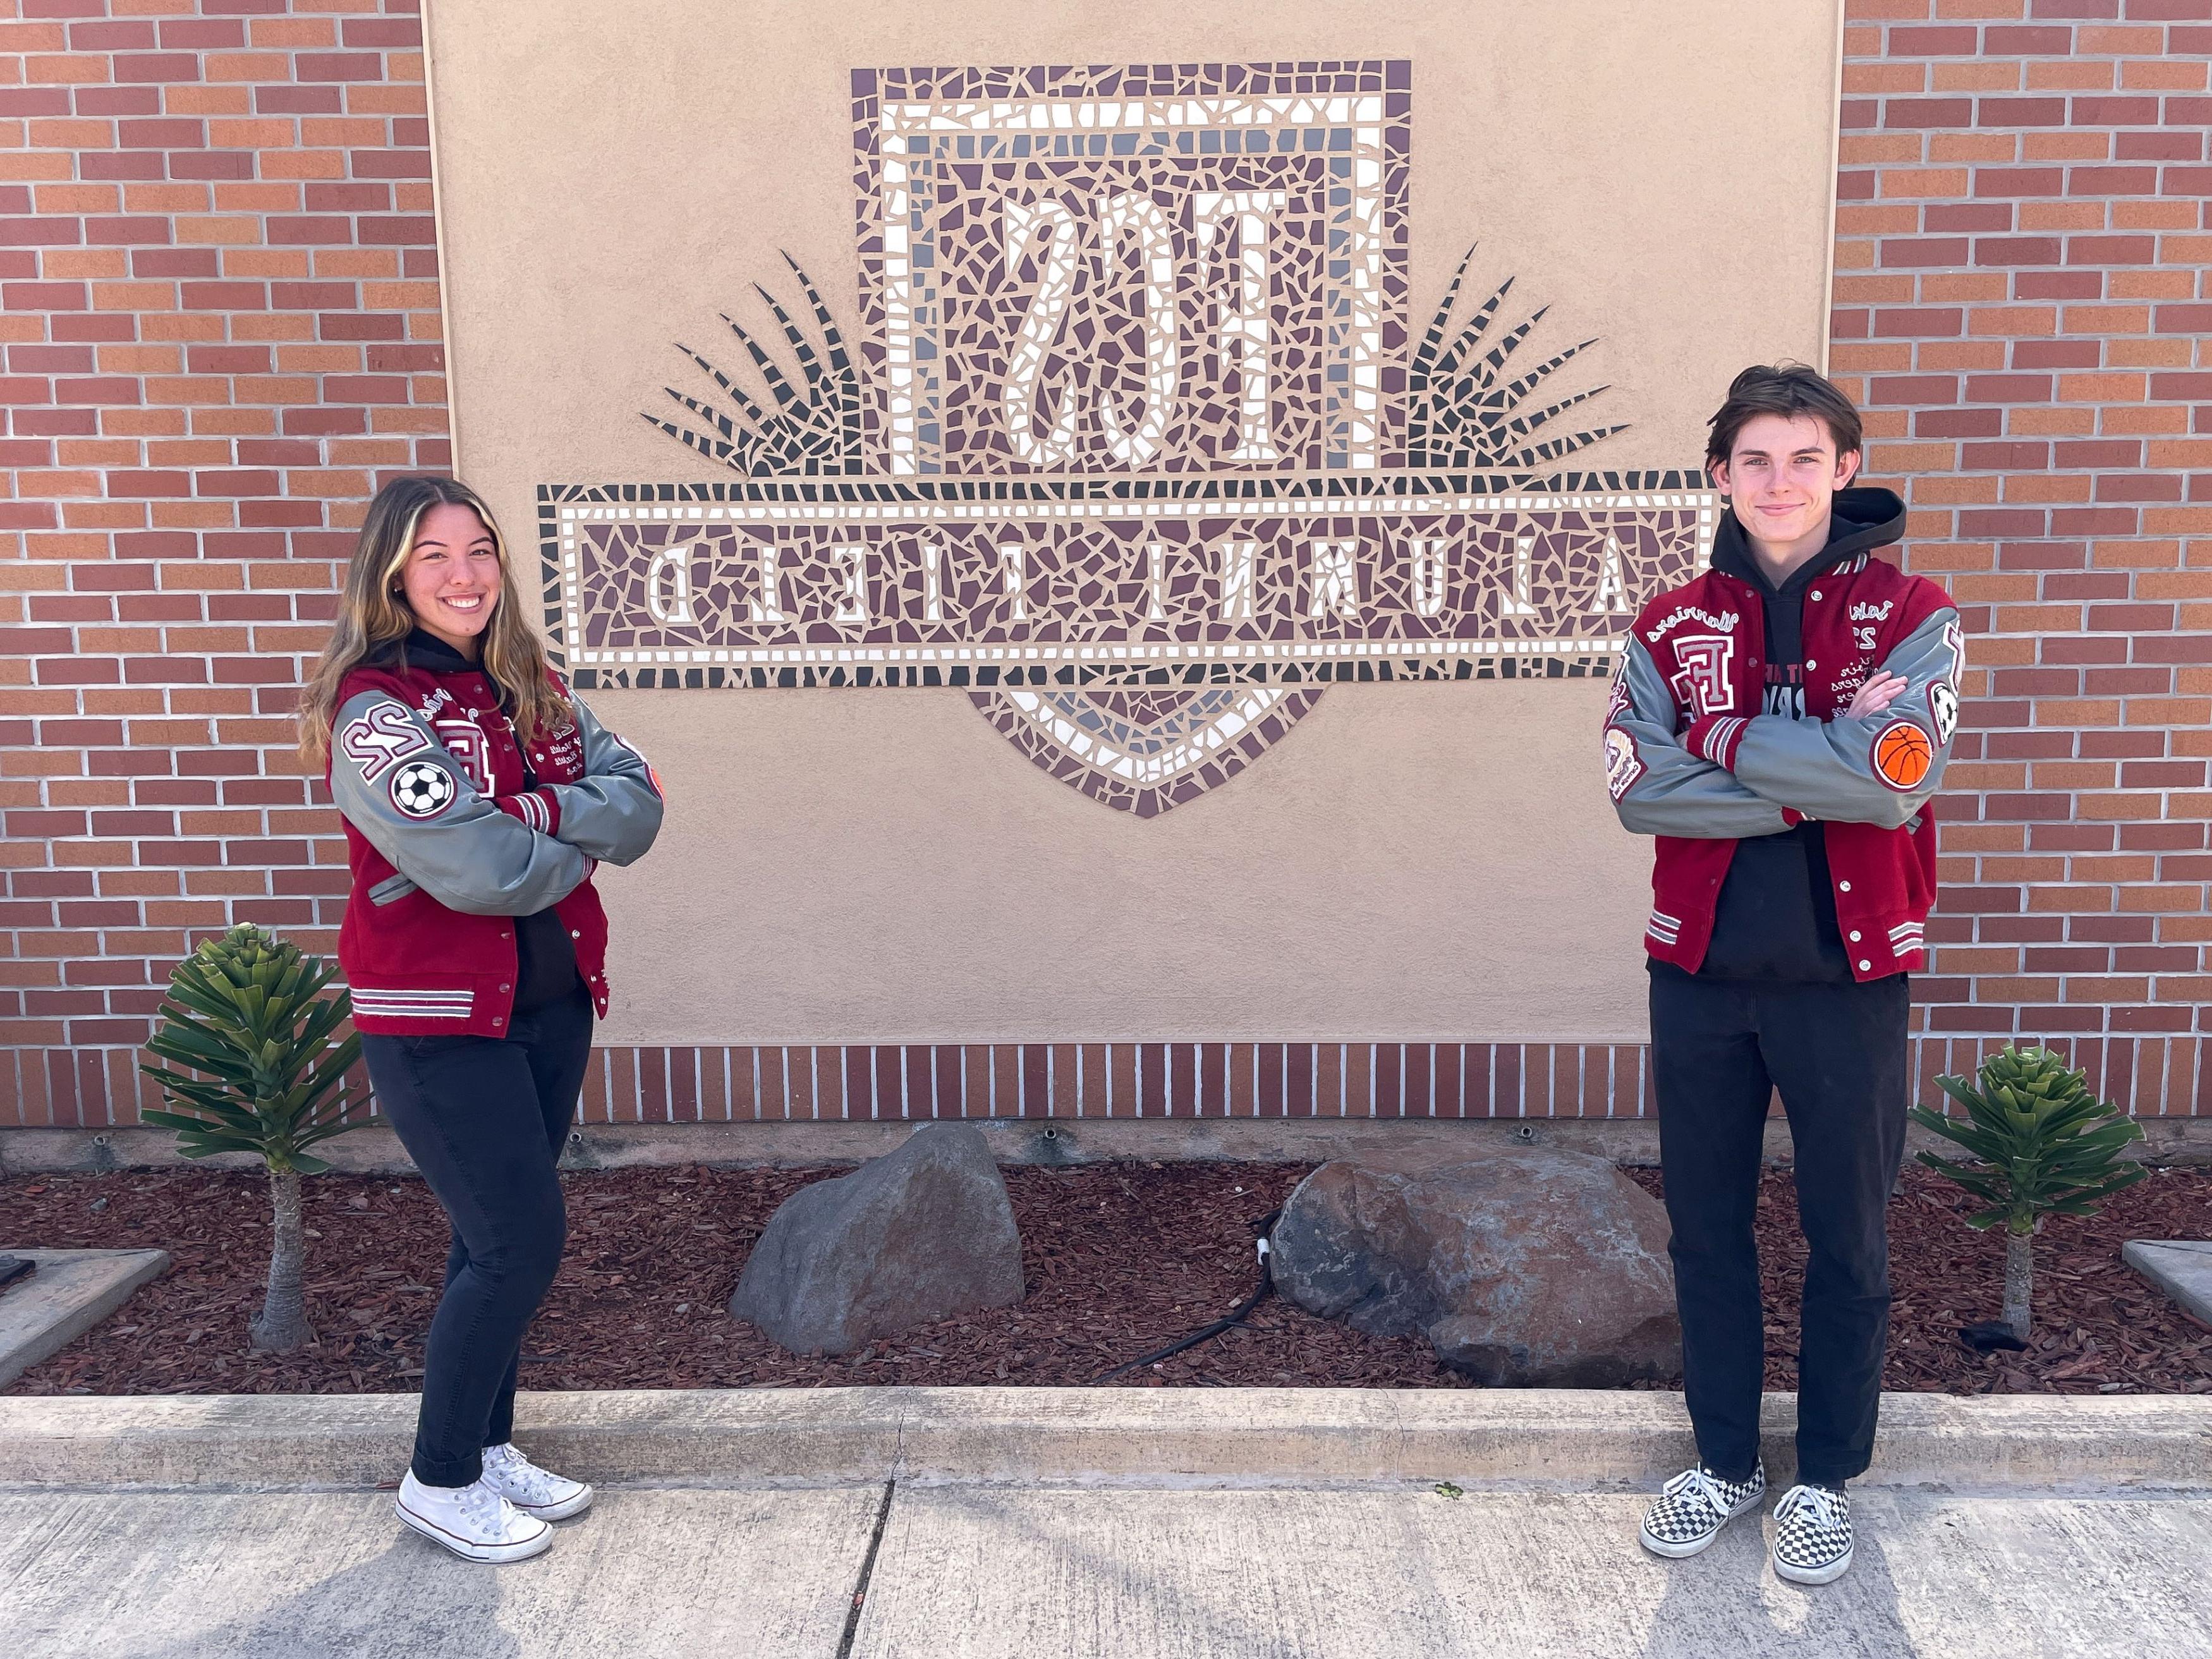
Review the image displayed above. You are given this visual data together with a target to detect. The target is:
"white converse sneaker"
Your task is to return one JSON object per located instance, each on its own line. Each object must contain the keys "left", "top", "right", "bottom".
{"left": 395, "top": 1470, "right": 552, "bottom": 1564}
{"left": 1638, "top": 1459, "right": 1767, "bottom": 1559}
{"left": 480, "top": 1441, "right": 595, "bottom": 1521}
{"left": 1772, "top": 1482, "right": 1854, "bottom": 1585}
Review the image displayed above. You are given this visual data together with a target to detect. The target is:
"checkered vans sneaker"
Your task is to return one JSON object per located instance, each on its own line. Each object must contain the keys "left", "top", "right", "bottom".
{"left": 1638, "top": 1460, "right": 1767, "bottom": 1559}
{"left": 1772, "top": 1483, "right": 1854, "bottom": 1585}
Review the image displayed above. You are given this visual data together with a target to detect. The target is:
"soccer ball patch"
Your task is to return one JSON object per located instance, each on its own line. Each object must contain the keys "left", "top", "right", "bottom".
{"left": 389, "top": 760, "right": 457, "bottom": 820}
{"left": 1927, "top": 680, "right": 1958, "bottom": 744}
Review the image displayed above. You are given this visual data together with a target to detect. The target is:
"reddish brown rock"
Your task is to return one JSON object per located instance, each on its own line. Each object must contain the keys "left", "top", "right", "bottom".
{"left": 728, "top": 1124, "right": 1024, "bottom": 1356}
{"left": 1269, "top": 1147, "right": 1682, "bottom": 1386}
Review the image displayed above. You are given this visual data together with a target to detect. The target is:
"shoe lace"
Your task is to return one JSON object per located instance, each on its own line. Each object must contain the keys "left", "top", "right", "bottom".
{"left": 1776, "top": 1485, "right": 1843, "bottom": 1531}
{"left": 454, "top": 1478, "right": 515, "bottom": 1533}
{"left": 483, "top": 1444, "right": 559, "bottom": 1502}
{"left": 1660, "top": 1466, "right": 1733, "bottom": 1517}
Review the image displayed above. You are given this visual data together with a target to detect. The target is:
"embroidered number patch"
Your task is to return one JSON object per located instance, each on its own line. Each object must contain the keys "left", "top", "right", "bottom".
{"left": 1871, "top": 719, "right": 1934, "bottom": 792}
{"left": 1604, "top": 726, "right": 1644, "bottom": 803}
{"left": 338, "top": 701, "right": 430, "bottom": 783}
{"left": 389, "top": 759, "right": 458, "bottom": 820}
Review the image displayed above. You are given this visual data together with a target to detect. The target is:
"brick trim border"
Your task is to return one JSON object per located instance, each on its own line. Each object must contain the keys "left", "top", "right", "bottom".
{"left": 13, "top": 1033, "right": 2205, "bottom": 1129}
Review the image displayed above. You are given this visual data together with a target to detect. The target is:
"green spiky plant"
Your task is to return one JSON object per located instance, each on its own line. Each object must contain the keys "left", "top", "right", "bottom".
{"left": 1909, "top": 1045, "right": 2146, "bottom": 1344}
{"left": 645, "top": 252, "right": 863, "bottom": 475}
{"left": 1406, "top": 245, "right": 1627, "bottom": 474}
{"left": 140, "top": 925, "right": 365, "bottom": 1353}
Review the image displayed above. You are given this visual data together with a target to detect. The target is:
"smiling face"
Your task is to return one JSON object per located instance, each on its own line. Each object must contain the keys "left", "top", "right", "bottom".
{"left": 1710, "top": 411, "right": 1861, "bottom": 561}
{"left": 397, "top": 501, "right": 502, "bottom": 659}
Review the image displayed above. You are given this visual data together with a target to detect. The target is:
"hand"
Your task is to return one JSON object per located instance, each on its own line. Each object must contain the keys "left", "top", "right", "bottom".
{"left": 1846, "top": 671, "right": 1909, "bottom": 720}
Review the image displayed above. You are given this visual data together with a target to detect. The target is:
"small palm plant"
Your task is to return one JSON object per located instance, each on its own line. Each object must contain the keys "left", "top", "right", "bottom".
{"left": 1909, "top": 1045, "right": 2146, "bottom": 1344}
{"left": 140, "top": 924, "right": 365, "bottom": 1352}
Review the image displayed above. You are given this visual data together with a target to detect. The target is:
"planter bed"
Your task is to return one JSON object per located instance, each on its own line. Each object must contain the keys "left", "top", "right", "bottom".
{"left": 3, "top": 1160, "right": 2208, "bottom": 1397}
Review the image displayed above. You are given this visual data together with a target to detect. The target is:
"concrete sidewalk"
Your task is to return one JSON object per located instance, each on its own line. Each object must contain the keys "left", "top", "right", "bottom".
{"left": 4, "top": 1389, "right": 2209, "bottom": 1658}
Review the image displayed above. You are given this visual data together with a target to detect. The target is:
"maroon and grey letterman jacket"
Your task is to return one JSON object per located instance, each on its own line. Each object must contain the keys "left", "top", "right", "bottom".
{"left": 327, "top": 633, "right": 663, "bottom": 1036}
{"left": 1603, "top": 488, "right": 1963, "bottom": 983}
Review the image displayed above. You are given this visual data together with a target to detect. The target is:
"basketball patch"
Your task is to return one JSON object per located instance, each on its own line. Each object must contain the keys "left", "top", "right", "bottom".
{"left": 1604, "top": 726, "right": 1644, "bottom": 803}
{"left": 389, "top": 759, "right": 458, "bottom": 820}
{"left": 1871, "top": 719, "right": 1933, "bottom": 793}
{"left": 1928, "top": 680, "right": 1958, "bottom": 744}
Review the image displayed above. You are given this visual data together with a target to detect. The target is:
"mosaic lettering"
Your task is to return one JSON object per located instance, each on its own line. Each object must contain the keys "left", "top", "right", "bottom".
{"left": 549, "top": 60, "right": 1709, "bottom": 817}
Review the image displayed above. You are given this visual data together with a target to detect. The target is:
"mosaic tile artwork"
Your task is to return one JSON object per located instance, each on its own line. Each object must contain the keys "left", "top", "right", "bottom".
{"left": 563, "top": 61, "right": 1709, "bottom": 817}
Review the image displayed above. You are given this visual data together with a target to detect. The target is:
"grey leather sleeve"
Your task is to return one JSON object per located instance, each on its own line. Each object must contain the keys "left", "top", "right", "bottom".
{"left": 329, "top": 690, "right": 590, "bottom": 916}
{"left": 547, "top": 695, "right": 665, "bottom": 866}
{"left": 1730, "top": 607, "right": 1963, "bottom": 829}
{"left": 1606, "top": 638, "right": 1792, "bottom": 840}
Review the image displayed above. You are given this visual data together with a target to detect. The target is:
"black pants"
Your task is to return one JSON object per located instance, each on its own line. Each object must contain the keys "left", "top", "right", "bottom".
{"left": 1649, "top": 967, "right": 1910, "bottom": 1488}
{"left": 362, "top": 983, "right": 593, "bottom": 1487}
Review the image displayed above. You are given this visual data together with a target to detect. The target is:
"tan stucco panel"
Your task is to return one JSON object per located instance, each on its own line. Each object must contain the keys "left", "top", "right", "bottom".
{"left": 424, "top": 0, "right": 1842, "bottom": 1045}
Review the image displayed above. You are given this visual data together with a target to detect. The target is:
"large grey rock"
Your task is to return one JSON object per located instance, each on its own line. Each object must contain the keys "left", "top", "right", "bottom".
{"left": 729, "top": 1124, "right": 1024, "bottom": 1356}
{"left": 1270, "top": 1148, "right": 1680, "bottom": 1386}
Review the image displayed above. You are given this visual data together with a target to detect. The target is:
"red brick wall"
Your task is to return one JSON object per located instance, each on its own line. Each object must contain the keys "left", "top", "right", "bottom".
{"left": 0, "top": 0, "right": 445, "bottom": 1125}
{"left": 1833, "top": 0, "right": 2212, "bottom": 1114}
{"left": 3, "top": 1, "right": 2208, "bottom": 1129}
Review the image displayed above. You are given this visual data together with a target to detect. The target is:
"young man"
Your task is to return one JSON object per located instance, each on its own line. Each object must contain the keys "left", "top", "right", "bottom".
{"left": 1603, "top": 363, "right": 1961, "bottom": 1584}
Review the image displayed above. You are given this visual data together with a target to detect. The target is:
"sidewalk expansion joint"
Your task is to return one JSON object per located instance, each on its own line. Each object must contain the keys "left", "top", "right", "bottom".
{"left": 836, "top": 1478, "right": 896, "bottom": 1659}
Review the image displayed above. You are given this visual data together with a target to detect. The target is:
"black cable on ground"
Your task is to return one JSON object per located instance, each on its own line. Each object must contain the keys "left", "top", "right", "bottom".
{"left": 1089, "top": 1208, "right": 1280, "bottom": 1385}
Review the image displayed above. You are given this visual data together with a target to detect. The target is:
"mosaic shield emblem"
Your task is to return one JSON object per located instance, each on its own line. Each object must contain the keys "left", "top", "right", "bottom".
{"left": 540, "top": 62, "right": 1715, "bottom": 816}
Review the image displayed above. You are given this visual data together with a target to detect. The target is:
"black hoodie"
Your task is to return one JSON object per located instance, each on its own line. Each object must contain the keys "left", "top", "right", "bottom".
{"left": 367, "top": 629, "right": 582, "bottom": 1013}
{"left": 1689, "top": 487, "right": 1909, "bottom": 983}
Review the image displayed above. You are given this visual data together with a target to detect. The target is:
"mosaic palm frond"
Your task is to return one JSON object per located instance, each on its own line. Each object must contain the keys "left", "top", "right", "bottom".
{"left": 1406, "top": 245, "right": 1627, "bottom": 474}
{"left": 644, "top": 253, "right": 863, "bottom": 475}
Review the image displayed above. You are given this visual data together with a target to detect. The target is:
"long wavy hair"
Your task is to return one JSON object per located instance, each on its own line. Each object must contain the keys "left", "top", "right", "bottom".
{"left": 297, "top": 475, "right": 569, "bottom": 768}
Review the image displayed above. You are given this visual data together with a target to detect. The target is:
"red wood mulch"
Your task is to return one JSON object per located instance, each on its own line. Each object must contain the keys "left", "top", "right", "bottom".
{"left": 3, "top": 1160, "right": 2208, "bottom": 1397}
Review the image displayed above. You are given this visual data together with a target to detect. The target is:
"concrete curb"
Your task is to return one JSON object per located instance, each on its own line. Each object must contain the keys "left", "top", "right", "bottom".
{"left": 0, "top": 1249, "right": 169, "bottom": 1390}
{"left": 1, "top": 1387, "right": 2205, "bottom": 1493}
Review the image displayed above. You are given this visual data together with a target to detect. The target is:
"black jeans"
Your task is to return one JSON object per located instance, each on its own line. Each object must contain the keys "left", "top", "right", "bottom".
{"left": 1649, "top": 966, "right": 1910, "bottom": 1488}
{"left": 363, "top": 983, "right": 593, "bottom": 1487}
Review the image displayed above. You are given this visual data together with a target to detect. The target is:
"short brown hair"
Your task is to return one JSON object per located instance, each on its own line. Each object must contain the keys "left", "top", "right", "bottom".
{"left": 1705, "top": 362, "right": 1863, "bottom": 473}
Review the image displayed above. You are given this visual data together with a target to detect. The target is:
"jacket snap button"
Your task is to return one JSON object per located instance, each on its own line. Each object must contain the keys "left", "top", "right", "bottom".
{"left": 571, "top": 929, "right": 582, "bottom": 939}
{"left": 492, "top": 1017, "right": 504, "bottom": 1027}
{"left": 1806, "top": 659, "right": 1817, "bottom": 670}
{"left": 1849, "top": 930, "right": 1861, "bottom": 943}
{"left": 499, "top": 983, "right": 511, "bottom": 993}
{"left": 1838, "top": 880, "right": 1852, "bottom": 892}
{"left": 1857, "top": 959, "right": 1871, "bottom": 971}
{"left": 1810, "top": 590, "right": 1822, "bottom": 602}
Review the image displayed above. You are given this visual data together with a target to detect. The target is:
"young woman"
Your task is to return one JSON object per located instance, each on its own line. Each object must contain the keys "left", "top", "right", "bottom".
{"left": 300, "top": 476, "right": 664, "bottom": 1564}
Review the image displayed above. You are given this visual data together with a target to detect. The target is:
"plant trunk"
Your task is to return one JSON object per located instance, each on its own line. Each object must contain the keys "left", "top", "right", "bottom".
{"left": 250, "top": 1165, "right": 313, "bottom": 1353}
{"left": 2003, "top": 1228, "right": 2034, "bottom": 1344}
